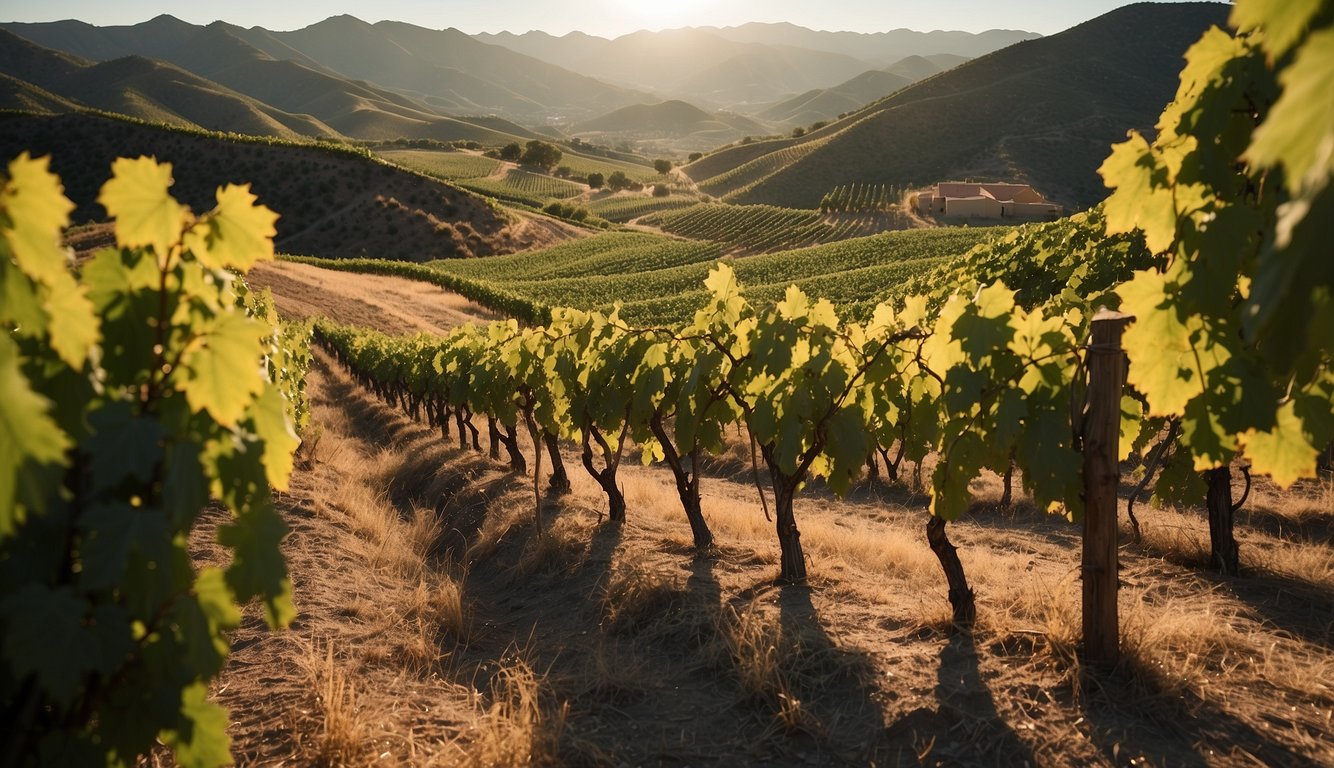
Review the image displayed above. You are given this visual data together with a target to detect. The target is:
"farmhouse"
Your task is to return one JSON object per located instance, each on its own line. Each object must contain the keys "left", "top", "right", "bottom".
{"left": 916, "top": 182, "right": 1063, "bottom": 220}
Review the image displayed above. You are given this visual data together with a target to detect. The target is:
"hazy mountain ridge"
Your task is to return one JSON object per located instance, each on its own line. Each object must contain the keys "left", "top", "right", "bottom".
{"left": 685, "top": 2, "right": 1230, "bottom": 209}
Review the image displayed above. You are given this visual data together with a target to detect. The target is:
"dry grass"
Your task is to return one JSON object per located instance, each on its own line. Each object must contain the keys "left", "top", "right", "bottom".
{"left": 294, "top": 640, "right": 378, "bottom": 767}
{"left": 454, "top": 653, "right": 568, "bottom": 768}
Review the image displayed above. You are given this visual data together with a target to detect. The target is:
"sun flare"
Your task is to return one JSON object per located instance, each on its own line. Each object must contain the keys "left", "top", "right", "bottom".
{"left": 615, "top": 0, "right": 709, "bottom": 28}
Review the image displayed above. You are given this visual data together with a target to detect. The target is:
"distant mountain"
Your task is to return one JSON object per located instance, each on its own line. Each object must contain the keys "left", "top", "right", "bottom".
{"left": 574, "top": 100, "right": 765, "bottom": 139}
{"left": 3, "top": 14, "right": 651, "bottom": 123}
{"left": 756, "top": 70, "right": 914, "bottom": 125}
{"left": 0, "top": 18, "right": 552, "bottom": 143}
{"left": 0, "top": 112, "right": 549, "bottom": 260}
{"left": 673, "top": 45, "right": 874, "bottom": 106}
{"left": 701, "top": 23, "right": 1040, "bottom": 65}
{"left": 0, "top": 29, "right": 338, "bottom": 139}
{"left": 754, "top": 54, "right": 970, "bottom": 126}
{"left": 472, "top": 30, "right": 612, "bottom": 71}
{"left": 477, "top": 24, "right": 1037, "bottom": 84}
{"left": 884, "top": 54, "right": 968, "bottom": 81}
{"left": 684, "top": 2, "right": 1229, "bottom": 209}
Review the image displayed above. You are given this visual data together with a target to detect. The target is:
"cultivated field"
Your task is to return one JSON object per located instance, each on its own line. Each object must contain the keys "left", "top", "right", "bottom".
{"left": 206, "top": 261, "right": 1334, "bottom": 766}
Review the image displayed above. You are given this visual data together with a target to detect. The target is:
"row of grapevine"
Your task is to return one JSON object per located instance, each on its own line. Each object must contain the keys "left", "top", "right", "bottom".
{"left": 646, "top": 203, "right": 897, "bottom": 254}
{"left": 1, "top": 155, "right": 313, "bottom": 766}
{"left": 378, "top": 149, "right": 503, "bottom": 180}
{"left": 585, "top": 194, "right": 698, "bottom": 222}
{"left": 818, "top": 183, "right": 905, "bottom": 213}
{"left": 459, "top": 169, "right": 584, "bottom": 208}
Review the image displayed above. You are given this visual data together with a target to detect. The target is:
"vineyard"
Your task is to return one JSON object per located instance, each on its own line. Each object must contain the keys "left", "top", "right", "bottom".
{"left": 378, "top": 148, "right": 502, "bottom": 180}
{"left": 459, "top": 168, "right": 585, "bottom": 208}
{"left": 643, "top": 202, "right": 917, "bottom": 254}
{"left": 693, "top": 140, "right": 829, "bottom": 199}
{"left": 819, "top": 183, "right": 905, "bottom": 212}
{"left": 584, "top": 193, "right": 698, "bottom": 222}
{"left": 2, "top": 2, "right": 1333, "bottom": 766}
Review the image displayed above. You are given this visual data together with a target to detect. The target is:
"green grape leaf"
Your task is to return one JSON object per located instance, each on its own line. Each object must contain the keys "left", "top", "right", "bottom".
{"left": 1179, "top": 395, "right": 1235, "bottom": 471}
{"left": 1241, "top": 400, "right": 1320, "bottom": 488}
{"left": 249, "top": 383, "right": 300, "bottom": 492}
{"left": 218, "top": 504, "right": 294, "bottom": 629}
{"left": 41, "top": 269, "right": 99, "bottom": 369}
{"left": 185, "top": 184, "right": 278, "bottom": 272}
{"left": 78, "top": 503, "right": 171, "bottom": 592}
{"left": 0, "top": 584, "right": 99, "bottom": 706}
{"left": 98, "top": 156, "right": 187, "bottom": 258}
{"left": 1247, "top": 27, "right": 1334, "bottom": 196}
{"left": 1118, "top": 270, "right": 1199, "bottom": 416}
{"left": 1099, "top": 134, "right": 1178, "bottom": 253}
{"left": 1230, "top": 0, "right": 1324, "bottom": 58}
{"left": 1, "top": 152, "right": 73, "bottom": 286}
{"left": 161, "top": 682, "right": 232, "bottom": 768}
{"left": 0, "top": 335, "right": 69, "bottom": 536}
{"left": 178, "top": 313, "right": 267, "bottom": 427}
{"left": 1153, "top": 452, "right": 1207, "bottom": 507}
{"left": 86, "top": 403, "right": 166, "bottom": 491}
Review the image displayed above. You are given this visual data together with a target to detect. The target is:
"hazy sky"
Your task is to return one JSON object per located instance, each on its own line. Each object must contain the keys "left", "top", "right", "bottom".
{"left": 1, "top": 1, "right": 1210, "bottom": 37}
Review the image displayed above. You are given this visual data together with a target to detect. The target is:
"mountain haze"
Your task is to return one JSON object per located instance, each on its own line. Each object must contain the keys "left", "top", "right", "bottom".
{"left": 685, "top": 2, "right": 1230, "bottom": 209}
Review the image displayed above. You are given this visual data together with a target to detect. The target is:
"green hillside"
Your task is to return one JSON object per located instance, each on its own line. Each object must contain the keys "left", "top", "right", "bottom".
{"left": 687, "top": 2, "right": 1230, "bottom": 209}
{"left": 0, "top": 29, "right": 339, "bottom": 139}
{"left": 574, "top": 100, "right": 766, "bottom": 140}
{"left": 0, "top": 112, "right": 542, "bottom": 260}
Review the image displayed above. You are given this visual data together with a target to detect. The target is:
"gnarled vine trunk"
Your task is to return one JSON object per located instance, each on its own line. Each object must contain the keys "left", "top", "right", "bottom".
{"left": 926, "top": 516, "right": 975, "bottom": 624}
{"left": 1205, "top": 466, "right": 1240, "bottom": 576}
{"left": 649, "top": 415, "right": 712, "bottom": 551}
{"left": 544, "top": 433, "right": 572, "bottom": 496}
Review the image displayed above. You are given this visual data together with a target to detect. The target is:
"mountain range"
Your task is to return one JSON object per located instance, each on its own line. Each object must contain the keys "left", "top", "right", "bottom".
{"left": 684, "top": 2, "right": 1231, "bottom": 210}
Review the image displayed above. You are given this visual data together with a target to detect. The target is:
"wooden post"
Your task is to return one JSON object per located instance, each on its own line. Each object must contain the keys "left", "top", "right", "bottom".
{"left": 1082, "top": 309, "right": 1130, "bottom": 665}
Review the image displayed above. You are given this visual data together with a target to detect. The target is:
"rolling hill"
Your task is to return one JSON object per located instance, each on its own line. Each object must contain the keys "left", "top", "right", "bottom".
{"left": 0, "top": 29, "right": 339, "bottom": 139}
{"left": 0, "top": 112, "right": 561, "bottom": 260}
{"left": 755, "top": 54, "right": 972, "bottom": 126}
{"left": 684, "top": 2, "right": 1231, "bottom": 210}
{"left": 673, "top": 45, "right": 872, "bottom": 106}
{"left": 574, "top": 100, "right": 766, "bottom": 142}
{"left": 2, "top": 15, "right": 650, "bottom": 124}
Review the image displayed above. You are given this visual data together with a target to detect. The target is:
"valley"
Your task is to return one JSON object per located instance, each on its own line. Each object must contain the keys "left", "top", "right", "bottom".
{"left": 0, "top": 1, "right": 1331, "bottom": 767}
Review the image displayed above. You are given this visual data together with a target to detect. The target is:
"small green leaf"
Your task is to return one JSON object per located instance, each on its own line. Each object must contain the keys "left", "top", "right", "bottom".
{"left": 161, "top": 682, "right": 232, "bottom": 768}
{"left": 1, "top": 152, "right": 74, "bottom": 286}
{"left": 184, "top": 184, "right": 277, "bottom": 272}
{"left": 218, "top": 503, "right": 294, "bottom": 629}
{"left": 98, "top": 156, "right": 187, "bottom": 258}
{"left": 178, "top": 313, "right": 267, "bottom": 427}
{"left": 248, "top": 383, "right": 300, "bottom": 492}
{"left": 0, "top": 584, "right": 99, "bottom": 706}
{"left": 1241, "top": 400, "right": 1321, "bottom": 488}
{"left": 0, "top": 335, "right": 69, "bottom": 536}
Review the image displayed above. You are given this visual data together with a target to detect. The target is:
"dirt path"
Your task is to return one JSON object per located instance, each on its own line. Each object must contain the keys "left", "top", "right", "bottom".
{"left": 247, "top": 259, "right": 500, "bottom": 335}
{"left": 217, "top": 258, "right": 1334, "bottom": 766}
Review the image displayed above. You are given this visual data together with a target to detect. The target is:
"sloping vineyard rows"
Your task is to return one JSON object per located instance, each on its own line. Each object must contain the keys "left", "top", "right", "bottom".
{"left": 694, "top": 141, "right": 827, "bottom": 199}
{"left": 378, "top": 150, "right": 503, "bottom": 180}
{"left": 645, "top": 203, "right": 904, "bottom": 254}
{"left": 459, "top": 169, "right": 584, "bottom": 208}
{"left": 585, "top": 194, "right": 698, "bottom": 222}
{"left": 819, "top": 183, "right": 905, "bottom": 212}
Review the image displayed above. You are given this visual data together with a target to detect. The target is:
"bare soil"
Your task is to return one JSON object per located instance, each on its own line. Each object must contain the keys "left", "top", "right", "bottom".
{"left": 206, "top": 262, "right": 1334, "bottom": 767}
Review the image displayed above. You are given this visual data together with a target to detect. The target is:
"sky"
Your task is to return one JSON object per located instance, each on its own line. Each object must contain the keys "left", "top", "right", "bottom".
{"left": 1, "top": 0, "right": 1203, "bottom": 37}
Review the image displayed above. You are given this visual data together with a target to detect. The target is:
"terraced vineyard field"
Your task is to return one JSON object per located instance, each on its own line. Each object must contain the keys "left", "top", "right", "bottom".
{"left": 426, "top": 226, "right": 1004, "bottom": 323}
{"left": 459, "top": 169, "right": 585, "bottom": 207}
{"left": 643, "top": 203, "right": 916, "bottom": 254}
{"left": 694, "top": 140, "right": 827, "bottom": 199}
{"left": 379, "top": 149, "right": 502, "bottom": 180}
{"left": 585, "top": 193, "right": 699, "bottom": 222}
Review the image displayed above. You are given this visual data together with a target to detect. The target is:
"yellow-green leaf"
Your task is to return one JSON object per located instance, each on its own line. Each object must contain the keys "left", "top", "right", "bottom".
{"left": 184, "top": 184, "right": 277, "bottom": 272}
{"left": 1241, "top": 400, "right": 1320, "bottom": 487}
{"left": 1, "top": 152, "right": 74, "bottom": 286}
{"left": 177, "top": 313, "right": 267, "bottom": 427}
{"left": 98, "top": 156, "right": 187, "bottom": 258}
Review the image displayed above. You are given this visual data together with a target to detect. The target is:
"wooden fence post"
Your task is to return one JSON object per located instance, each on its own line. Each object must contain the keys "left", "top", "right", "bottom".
{"left": 1082, "top": 309, "right": 1131, "bottom": 665}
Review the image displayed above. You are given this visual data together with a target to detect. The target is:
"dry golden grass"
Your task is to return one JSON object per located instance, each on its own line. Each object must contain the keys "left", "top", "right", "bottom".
{"left": 204, "top": 337, "right": 1333, "bottom": 766}
{"left": 454, "top": 653, "right": 568, "bottom": 768}
{"left": 294, "top": 640, "right": 377, "bottom": 767}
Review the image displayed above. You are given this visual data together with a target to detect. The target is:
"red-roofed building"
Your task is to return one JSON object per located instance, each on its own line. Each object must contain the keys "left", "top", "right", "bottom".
{"left": 916, "top": 182, "right": 1062, "bottom": 220}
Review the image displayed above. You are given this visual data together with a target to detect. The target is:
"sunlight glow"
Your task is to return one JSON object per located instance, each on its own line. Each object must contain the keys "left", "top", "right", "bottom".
{"left": 616, "top": 0, "right": 711, "bottom": 29}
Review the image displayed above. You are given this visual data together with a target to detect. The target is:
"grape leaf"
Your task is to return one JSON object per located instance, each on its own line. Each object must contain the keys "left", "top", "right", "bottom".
{"left": 1241, "top": 400, "right": 1320, "bottom": 487}
{"left": 1, "top": 152, "right": 73, "bottom": 286}
{"left": 1247, "top": 27, "right": 1334, "bottom": 196}
{"left": 161, "top": 682, "right": 232, "bottom": 768}
{"left": 177, "top": 313, "right": 267, "bottom": 427}
{"left": 184, "top": 184, "right": 277, "bottom": 272}
{"left": 248, "top": 383, "right": 300, "bottom": 492}
{"left": 98, "top": 157, "right": 186, "bottom": 258}
{"left": 0, "top": 335, "right": 69, "bottom": 536}
{"left": 1230, "top": 0, "right": 1324, "bottom": 58}
{"left": 0, "top": 584, "right": 99, "bottom": 706}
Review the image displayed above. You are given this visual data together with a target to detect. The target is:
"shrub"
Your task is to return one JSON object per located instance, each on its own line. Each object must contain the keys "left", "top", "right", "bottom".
{"left": 652, "top": 183, "right": 670, "bottom": 197}
{"left": 587, "top": 172, "right": 605, "bottom": 190}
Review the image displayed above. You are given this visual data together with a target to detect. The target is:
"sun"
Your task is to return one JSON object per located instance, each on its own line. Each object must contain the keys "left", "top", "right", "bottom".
{"left": 615, "top": 0, "right": 710, "bottom": 28}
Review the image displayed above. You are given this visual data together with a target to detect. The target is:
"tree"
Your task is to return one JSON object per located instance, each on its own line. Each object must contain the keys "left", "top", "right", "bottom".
{"left": 606, "top": 171, "right": 632, "bottom": 191}
{"left": 652, "top": 183, "right": 669, "bottom": 197}
{"left": 791, "top": 127, "right": 806, "bottom": 138}
{"left": 654, "top": 158, "right": 673, "bottom": 175}
{"left": 520, "top": 140, "right": 562, "bottom": 170}
{"left": 498, "top": 142, "right": 522, "bottom": 161}
{"left": 553, "top": 165, "right": 572, "bottom": 179}
{"left": 688, "top": 152, "right": 703, "bottom": 163}
{"left": 587, "top": 172, "right": 605, "bottom": 190}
